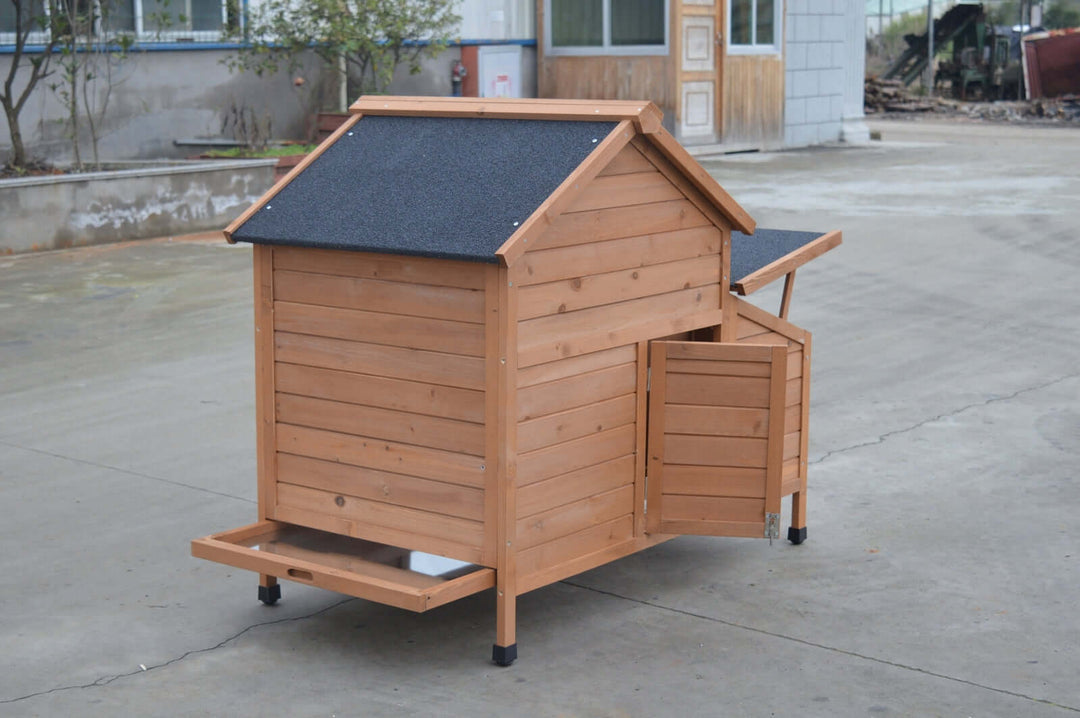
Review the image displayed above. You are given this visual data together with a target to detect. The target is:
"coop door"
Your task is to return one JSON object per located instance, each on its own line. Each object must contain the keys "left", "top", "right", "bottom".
{"left": 646, "top": 342, "right": 787, "bottom": 538}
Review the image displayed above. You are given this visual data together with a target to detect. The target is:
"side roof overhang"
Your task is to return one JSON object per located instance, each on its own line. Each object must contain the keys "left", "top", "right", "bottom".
{"left": 225, "top": 97, "right": 756, "bottom": 267}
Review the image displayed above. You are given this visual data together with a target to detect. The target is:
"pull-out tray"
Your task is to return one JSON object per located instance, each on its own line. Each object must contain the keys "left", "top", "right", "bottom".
{"left": 192, "top": 521, "right": 495, "bottom": 612}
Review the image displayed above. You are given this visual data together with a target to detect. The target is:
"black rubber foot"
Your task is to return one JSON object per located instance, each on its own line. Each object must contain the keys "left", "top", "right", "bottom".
{"left": 788, "top": 526, "right": 807, "bottom": 545}
{"left": 258, "top": 584, "right": 282, "bottom": 605}
{"left": 492, "top": 643, "right": 517, "bottom": 667}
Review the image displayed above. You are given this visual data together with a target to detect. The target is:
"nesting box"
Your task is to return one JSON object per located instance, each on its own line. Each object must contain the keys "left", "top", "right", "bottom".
{"left": 191, "top": 97, "right": 840, "bottom": 666}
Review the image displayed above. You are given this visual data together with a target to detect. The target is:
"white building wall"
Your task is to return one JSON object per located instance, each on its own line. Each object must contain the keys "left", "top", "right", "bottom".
{"left": 456, "top": 0, "right": 535, "bottom": 40}
{"left": 784, "top": 0, "right": 847, "bottom": 147}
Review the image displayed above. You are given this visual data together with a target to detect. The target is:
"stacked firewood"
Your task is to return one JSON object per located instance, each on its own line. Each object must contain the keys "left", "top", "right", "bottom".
{"left": 864, "top": 77, "right": 938, "bottom": 113}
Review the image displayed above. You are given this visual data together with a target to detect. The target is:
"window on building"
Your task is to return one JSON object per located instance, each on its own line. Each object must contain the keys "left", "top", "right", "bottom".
{"left": 548, "top": 0, "right": 667, "bottom": 55}
{"left": 1, "top": 0, "right": 226, "bottom": 41}
{"left": 729, "top": 0, "right": 780, "bottom": 53}
{"left": 0, "top": 0, "right": 47, "bottom": 35}
{"left": 142, "top": 0, "right": 225, "bottom": 36}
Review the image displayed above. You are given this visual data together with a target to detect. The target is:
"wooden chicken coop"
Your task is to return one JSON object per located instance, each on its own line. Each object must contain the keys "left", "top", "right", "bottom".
{"left": 191, "top": 97, "right": 841, "bottom": 666}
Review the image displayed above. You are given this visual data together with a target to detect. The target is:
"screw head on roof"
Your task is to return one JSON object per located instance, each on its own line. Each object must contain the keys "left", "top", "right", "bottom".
{"left": 266, "top": 205, "right": 272, "bottom": 210}
{"left": 347, "top": 131, "right": 354, "bottom": 136}
{"left": 513, "top": 221, "right": 519, "bottom": 227}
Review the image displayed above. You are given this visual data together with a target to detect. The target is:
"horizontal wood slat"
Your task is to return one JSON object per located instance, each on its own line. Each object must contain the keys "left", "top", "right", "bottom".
{"left": 733, "top": 296, "right": 809, "bottom": 344}
{"left": 273, "top": 270, "right": 484, "bottom": 323}
{"left": 276, "top": 484, "right": 486, "bottom": 552}
{"left": 517, "top": 344, "right": 637, "bottom": 388}
{"left": 665, "top": 373, "right": 771, "bottom": 409}
{"left": 518, "top": 284, "right": 722, "bottom": 367}
{"left": 784, "top": 403, "right": 802, "bottom": 433}
{"left": 516, "top": 485, "right": 634, "bottom": 551}
{"left": 786, "top": 378, "right": 801, "bottom": 406}
{"left": 517, "top": 424, "right": 637, "bottom": 486}
{"left": 518, "top": 361, "right": 637, "bottom": 422}
{"left": 276, "top": 394, "right": 484, "bottom": 456}
{"left": 663, "top": 405, "right": 770, "bottom": 438}
{"left": 533, "top": 198, "right": 712, "bottom": 252}
{"left": 272, "top": 245, "right": 485, "bottom": 289}
{"left": 784, "top": 432, "right": 801, "bottom": 461}
{"left": 664, "top": 342, "right": 778, "bottom": 362}
{"left": 276, "top": 363, "right": 485, "bottom": 424}
{"left": 564, "top": 171, "right": 684, "bottom": 213}
{"left": 517, "top": 254, "right": 720, "bottom": 321}
{"left": 665, "top": 358, "right": 771, "bottom": 377}
{"left": 736, "top": 318, "right": 772, "bottom": 340}
{"left": 516, "top": 515, "right": 634, "bottom": 577}
{"left": 664, "top": 435, "right": 768, "bottom": 468}
{"left": 276, "top": 453, "right": 484, "bottom": 521}
{"left": 518, "top": 393, "right": 637, "bottom": 453}
{"left": 517, "top": 455, "right": 635, "bottom": 519}
{"left": 275, "top": 332, "right": 485, "bottom": 390}
{"left": 597, "top": 144, "right": 656, "bottom": 176}
{"left": 663, "top": 465, "right": 767, "bottom": 498}
{"left": 787, "top": 350, "right": 804, "bottom": 380}
{"left": 657, "top": 519, "right": 766, "bottom": 539}
{"left": 273, "top": 503, "right": 485, "bottom": 565}
{"left": 277, "top": 424, "right": 486, "bottom": 487}
{"left": 662, "top": 495, "right": 764, "bottom": 524}
{"left": 520, "top": 226, "right": 720, "bottom": 286}
{"left": 275, "top": 302, "right": 484, "bottom": 357}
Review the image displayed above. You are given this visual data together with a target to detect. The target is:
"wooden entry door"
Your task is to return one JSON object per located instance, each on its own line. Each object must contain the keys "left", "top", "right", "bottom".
{"left": 646, "top": 341, "right": 787, "bottom": 538}
{"left": 676, "top": 0, "right": 724, "bottom": 143}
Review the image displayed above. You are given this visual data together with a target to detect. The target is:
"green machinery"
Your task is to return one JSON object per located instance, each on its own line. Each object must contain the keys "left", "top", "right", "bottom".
{"left": 884, "top": 2, "right": 1023, "bottom": 99}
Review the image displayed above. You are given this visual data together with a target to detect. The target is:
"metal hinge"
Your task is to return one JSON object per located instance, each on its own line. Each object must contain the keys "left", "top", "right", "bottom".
{"left": 765, "top": 513, "right": 780, "bottom": 544}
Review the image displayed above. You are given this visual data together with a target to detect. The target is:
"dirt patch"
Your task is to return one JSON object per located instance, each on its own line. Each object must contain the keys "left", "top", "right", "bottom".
{"left": 0, "top": 161, "right": 66, "bottom": 179}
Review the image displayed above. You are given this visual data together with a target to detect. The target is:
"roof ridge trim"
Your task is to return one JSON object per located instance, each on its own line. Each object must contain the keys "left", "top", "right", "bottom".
{"left": 349, "top": 96, "right": 662, "bottom": 134}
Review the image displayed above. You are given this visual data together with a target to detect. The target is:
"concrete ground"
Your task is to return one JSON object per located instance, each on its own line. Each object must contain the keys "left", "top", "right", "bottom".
{"left": 1, "top": 119, "right": 1078, "bottom": 717}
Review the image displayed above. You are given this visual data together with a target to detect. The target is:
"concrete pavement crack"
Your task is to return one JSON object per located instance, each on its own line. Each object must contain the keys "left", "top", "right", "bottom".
{"left": 0, "top": 597, "right": 356, "bottom": 705}
{"left": 562, "top": 580, "right": 1080, "bottom": 713}
{"left": 0, "top": 439, "right": 253, "bottom": 504}
{"left": 809, "top": 371, "right": 1080, "bottom": 467}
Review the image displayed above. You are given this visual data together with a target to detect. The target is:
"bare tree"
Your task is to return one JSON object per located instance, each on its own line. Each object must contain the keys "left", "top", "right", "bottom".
{"left": 49, "top": 0, "right": 134, "bottom": 170}
{"left": 2, "top": 0, "right": 61, "bottom": 169}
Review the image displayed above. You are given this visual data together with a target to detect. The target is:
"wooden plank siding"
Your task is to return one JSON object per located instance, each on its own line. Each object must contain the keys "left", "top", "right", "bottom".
{"left": 514, "top": 344, "right": 641, "bottom": 580}
{"left": 648, "top": 342, "right": 787, "bottom": 537}
{"left": 509, "top": 142, "right": 736, "bottom": 580}
{"left": 536, "top": 55, "right": 676, "bottom": 123}
{"left": 734, "top": 307, "right": 810, "bottom": 497}
{"left": 516, "top": 144, "right": 726, "bottom": 369}
{"left": 268, "top": 249, "right": 492, "bottom": 564}
{"left": 722, "top": 55, "right": 785, "bottom": 149}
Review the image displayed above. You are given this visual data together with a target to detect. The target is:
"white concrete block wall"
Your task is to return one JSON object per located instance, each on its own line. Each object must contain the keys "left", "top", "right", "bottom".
{"left": 784, "top": 0, "right": 846, "bottom": 147}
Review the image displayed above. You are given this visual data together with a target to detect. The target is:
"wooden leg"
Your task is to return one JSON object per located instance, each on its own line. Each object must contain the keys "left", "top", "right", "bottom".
{"left": 258, "top": 574, "right": 281, "bottom": 605}
{"left": 789, "top": 487, "right": 808, "bottom": 545}
{"left": 779, "top": 270, "right": 796, "bottom": 320}
{"left": 492, "top": 585, "right": 517, "bottom": 666}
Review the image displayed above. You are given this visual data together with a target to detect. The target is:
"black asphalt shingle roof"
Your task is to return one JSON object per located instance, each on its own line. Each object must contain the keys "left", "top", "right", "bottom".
{"left": 229, "top": 115, "right": 619, "bottom": 263}
{"left": 731, "top": 228, "right": 825, "bottom": 287}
